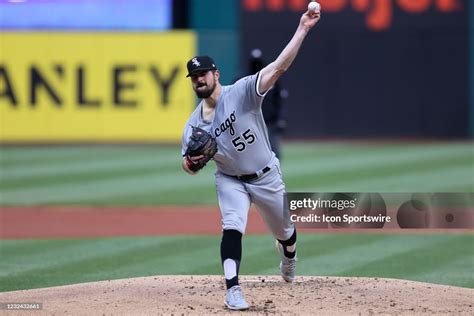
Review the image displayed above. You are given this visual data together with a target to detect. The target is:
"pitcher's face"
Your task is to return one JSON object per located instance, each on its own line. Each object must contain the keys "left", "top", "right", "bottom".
{"left": 191, "top": 70, "right": 218, "bottom": 99}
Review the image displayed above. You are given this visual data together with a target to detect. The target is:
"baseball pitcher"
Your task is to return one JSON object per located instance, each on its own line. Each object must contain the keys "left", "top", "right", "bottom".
{"left": 181, "top": 7, "right": 321, "bottom": 311}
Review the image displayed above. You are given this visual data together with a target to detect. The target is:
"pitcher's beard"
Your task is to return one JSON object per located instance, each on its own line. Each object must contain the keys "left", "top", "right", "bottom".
{"left": 194, "top": 83, "right": 216, "bottom": 99}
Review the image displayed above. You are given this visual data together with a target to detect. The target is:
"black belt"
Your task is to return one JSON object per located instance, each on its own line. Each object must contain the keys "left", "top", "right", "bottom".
{"left": 232, "top": 166, "right": 271, "bottom": 182}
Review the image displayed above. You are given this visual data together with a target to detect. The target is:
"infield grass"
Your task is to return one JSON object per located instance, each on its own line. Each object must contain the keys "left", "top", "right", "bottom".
{"left": 0, "top": 233, "right": 473, "bottom": 292}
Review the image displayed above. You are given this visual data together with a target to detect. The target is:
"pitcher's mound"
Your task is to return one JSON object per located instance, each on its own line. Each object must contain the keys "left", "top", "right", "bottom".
{"left": 0, "top": 275, "right": 472, "bottom": 315}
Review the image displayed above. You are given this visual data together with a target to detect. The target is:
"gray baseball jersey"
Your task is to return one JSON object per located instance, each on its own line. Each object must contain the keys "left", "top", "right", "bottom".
{"left": 182, "top": 72, "right": 293, "bottom": 239}
{"left": 182, "top": 73, "right": 278, "bottom": 176}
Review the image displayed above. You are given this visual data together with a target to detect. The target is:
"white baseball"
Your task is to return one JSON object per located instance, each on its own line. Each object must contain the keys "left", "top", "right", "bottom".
{"left": 308, "top": 1, "right": 320, "bottom": 12}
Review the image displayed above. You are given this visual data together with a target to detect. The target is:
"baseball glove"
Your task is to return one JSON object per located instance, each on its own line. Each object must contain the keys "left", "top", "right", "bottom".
{"left": 185, "top": 126, "right": 218, "bottom": 172}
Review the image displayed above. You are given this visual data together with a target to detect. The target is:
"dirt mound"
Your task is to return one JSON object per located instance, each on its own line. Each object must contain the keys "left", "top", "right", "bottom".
{"left": 0, "top": 275, "right": 472, "bottom": 315}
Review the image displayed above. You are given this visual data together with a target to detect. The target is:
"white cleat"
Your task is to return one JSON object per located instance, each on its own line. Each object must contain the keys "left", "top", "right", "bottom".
{"left": 276, "top": 241, "right": 297, "bottom": 283}
{"left": 224, "top": 285, "right": 250, "bottom": 310}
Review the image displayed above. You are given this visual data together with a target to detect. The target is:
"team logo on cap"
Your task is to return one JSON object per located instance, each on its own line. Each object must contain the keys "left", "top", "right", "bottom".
{"left": 192, "top": 58, "right": 201, "bottom": 67}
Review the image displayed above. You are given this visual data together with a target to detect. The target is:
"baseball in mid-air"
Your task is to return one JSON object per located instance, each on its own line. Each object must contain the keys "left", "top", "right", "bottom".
{"left": 308, "top": 1, "right": 320, "bottom": 12}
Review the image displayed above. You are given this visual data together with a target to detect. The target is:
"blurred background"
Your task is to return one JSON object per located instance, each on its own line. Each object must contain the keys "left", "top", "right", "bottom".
{"left": 0, "top": 0, "right": 472, "bottom": 141}
{"left": 0, "top": 0, "right": 473, "bottom": 293}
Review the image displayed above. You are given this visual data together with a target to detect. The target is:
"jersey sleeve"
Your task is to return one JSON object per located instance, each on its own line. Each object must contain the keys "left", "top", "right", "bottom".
{"left": 234, "top": 72, "right": 269, "bottom": 112}
{"left": 181, "top": 122, "right": 193, "bottom": 157}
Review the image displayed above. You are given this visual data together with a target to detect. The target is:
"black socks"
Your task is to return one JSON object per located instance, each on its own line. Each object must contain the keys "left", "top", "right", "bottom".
{"left": 277, "top": 228, "right": 297, "bottom": 259}
{"left": 221, "top": 229, "right": 242, "bottom": 289}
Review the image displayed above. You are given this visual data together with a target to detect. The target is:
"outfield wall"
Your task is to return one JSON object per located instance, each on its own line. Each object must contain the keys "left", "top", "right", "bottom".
{"left": 241, "top": 0, "right": 470, "bottom": 139}
{"left": 1, "top": 1, "right": 471, "bottom": 142}
{"left": 0, "top": 31, "right": 196, "bottom": 142}
{"left": 470, "top": 0, "right": 474, "bottom": 138}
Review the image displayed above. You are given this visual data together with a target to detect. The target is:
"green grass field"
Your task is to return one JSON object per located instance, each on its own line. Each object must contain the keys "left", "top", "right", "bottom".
{"left": 1, "top": 234, "right": 473, "bottom": 292}
{"left": 1, "top": 142, "right": 473, "bottom": 205}
{"left": 0, "top": 142, "right": 473, "bottom": 292}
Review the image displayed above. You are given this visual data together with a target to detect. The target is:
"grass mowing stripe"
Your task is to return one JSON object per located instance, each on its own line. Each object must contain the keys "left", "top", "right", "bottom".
{"left": 280, "top": 142, "right": 419, "bottom": 158}
{"left": 1, "top": 234, "right": 472, "bottom": 291}
{"left": 1, "top": 150, "right": 179, "bottom": 181}
{"left": 0, "top": 237, "right": 185, "bottom": 278}
{"left": 293, "top": 164, "right": 474, "bottom": 192}
{"left": 414, "top": 256, "right": 474, "bottom": 288}
{"left": 1, "top": 143, "right": 472, "bottom": 205}
{"left": 282, "top": 143, "right": 370, "bottom": 160}
{"left": 238, "top": 235, "right": 282, "bottom": 274}
{"left": 0, "top": 164, "right": 215, "bottom": 205}
{"left": 0, "top": 158, "right": 182, "bottom": 190}
{"left": 0, "top": 151, "right": 96, "bottom": 168}
{"left": 1, "top": 165, "right": 469, "bottom": 205}
{"left": 0, "top": 146, "right": 179, "bottom": 162}
{"left": 445, "top": 183, "right": 474, "bottom": 192}
{"left": 284, "top": 142, "right": 472, "bottom": 157}
{"left": 281, "top": 144, "right": 473, "bottom": 177}
{"left": 0, "top": 143, "right": 358, "bottom": 181}
{"left": 281, "top": 143, "right": 425, "bottom": 162}
{"left": 0, "top": 146, "right": 179, "bottom": 169}
{"left": 0, "top": 147, "right": 99, "bottom": 162}
{"left": 3, "top": 143, "right": 466, "bottom": 179}
{"left": 107, "top": 238, "right": 222, "bottom": 278}
{"left": 77, "top": 162, "right": 471, "bottom": 205}
{"left": 0, "top": 149, "right": 347, "bottom": 202}
{"left": 0, "top": 236, "right": 221, "bottom": 292}
{"left": 257, "top": 234, "right": 439, "bottom": 276}
{"left": 286, "top": 155, "right": 473, "bottom": 191}
{"left": 82, "top": 150, "right": 473, "bottom": 204}
{"left": 238, "top": 234, "right": 383, "bottom": 275}
{"left": 80, "top": 183, "right": 218, "bottom": 205}
{"left": 338, "top": 235, "right": 474, "bottom": 287}
{"left": 79, "top": 168, "right": 474, "bottom": 205}
{"left": 248, "top": 234, "right": 370, "bottom": 275}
